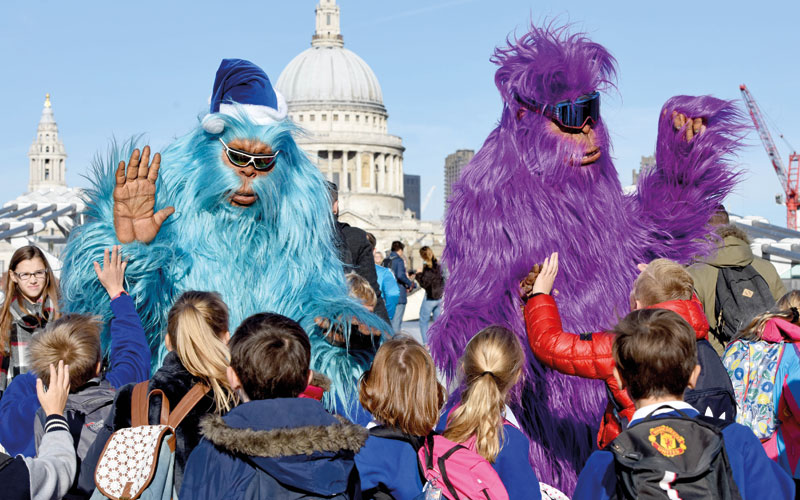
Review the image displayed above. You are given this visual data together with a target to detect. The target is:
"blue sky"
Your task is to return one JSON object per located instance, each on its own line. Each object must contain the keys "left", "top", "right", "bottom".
{"left": 1, "top": 0, "right": 797, "bottom": 224}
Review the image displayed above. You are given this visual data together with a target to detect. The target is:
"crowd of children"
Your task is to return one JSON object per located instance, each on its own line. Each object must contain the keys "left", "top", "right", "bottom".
{"left": 0, "top": 238, "right": 798, "bottom": 499}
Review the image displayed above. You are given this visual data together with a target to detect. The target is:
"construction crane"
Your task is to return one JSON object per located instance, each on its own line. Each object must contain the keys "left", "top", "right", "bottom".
{"left": 739, "top": 84, "right": 800, "bottom": 229}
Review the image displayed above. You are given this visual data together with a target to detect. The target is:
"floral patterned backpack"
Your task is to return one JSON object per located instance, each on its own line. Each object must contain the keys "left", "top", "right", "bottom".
{"left": 722, "top": 339, "right": 784, "bottom": 439}
{"left": 90, "top": 381, "right": 209, "bottom": 500}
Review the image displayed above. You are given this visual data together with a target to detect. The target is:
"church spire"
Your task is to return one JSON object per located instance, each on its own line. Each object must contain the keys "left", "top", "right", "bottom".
{"left": 27, "top": 94, "right": 67, "bottom": 191}
{"left": 312, "top": 0, "right": 344, "bottom": 48}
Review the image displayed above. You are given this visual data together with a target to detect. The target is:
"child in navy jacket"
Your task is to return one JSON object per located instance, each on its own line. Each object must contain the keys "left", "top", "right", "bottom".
{"left": 0, "top": 246, "right": 150, "bottom": 457}
{"left": 573, "top": 308, "right": 794, "bottom": 500}
{"left": 180, "top": 312, "right": 365, "bottom": 499}
{"left": 356, "top": 336, "right": 446, "bottom": 499}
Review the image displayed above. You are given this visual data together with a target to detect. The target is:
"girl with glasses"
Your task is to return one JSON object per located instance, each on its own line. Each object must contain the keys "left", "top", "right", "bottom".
{"left": 0, "top": 246, "right": 60, "bottom": 395}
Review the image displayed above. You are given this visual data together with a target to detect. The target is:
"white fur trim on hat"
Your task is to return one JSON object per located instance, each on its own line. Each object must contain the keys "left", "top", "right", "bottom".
{"left": 202, "top": 91, "right": 288, "bottom": 134}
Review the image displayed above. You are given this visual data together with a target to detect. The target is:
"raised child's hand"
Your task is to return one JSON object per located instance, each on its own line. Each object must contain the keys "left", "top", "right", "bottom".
{"left": 532, "top": 252, "right": 559, "bottom": 296}
{"left": 36, "top": 361, "right": 71, "bottom": 417}
{"left": 94, "top": 245, "right": 128, "bottom": 299}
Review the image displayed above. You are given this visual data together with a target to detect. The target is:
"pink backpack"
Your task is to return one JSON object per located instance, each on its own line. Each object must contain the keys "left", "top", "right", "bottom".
{"left": 417, "top": 433, "right": 509, "bottom": 500}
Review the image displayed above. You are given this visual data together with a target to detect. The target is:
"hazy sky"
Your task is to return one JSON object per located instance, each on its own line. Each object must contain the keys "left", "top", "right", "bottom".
{"left": 1, "top": 0, "right": 796, "bottom": 224}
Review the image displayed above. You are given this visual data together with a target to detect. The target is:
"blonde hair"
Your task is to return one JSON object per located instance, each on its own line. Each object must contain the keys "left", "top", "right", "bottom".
{"left": 419, "top": 246, "right": 436, "bottom": 266}
{"left": 346, "top": 272, "right": 377, "bottom": 309}
{"left": 444, "top": 326, "right": 524, "bottom": 462}
{"left": 777, "top": 290, "right": 800, "bottom": 310}
{"left": 30, "top": 314, "right": 101, "bottom": 389}
{"left": 166, "top": 291, "right": 234, "bottom": 412}
{"left": 632, "top": 258, "right": 693, "bottom": 307}
{"left": 359, "top": 336, "right": 445, "bottom": 436}
{"left": 0, "top": 246, "right": 60, "bottom": 353}
{"left": 738, "top": 290, "right": 800, "bottom": 341}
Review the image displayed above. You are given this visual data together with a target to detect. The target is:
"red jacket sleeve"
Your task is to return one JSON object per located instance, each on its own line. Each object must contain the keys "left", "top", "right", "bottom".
{"left": 523, "top": 294, "right": 615, "bottom": 380}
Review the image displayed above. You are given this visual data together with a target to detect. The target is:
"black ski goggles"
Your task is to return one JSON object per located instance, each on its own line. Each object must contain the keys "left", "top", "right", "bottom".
{"left": 219, "top": 138, "right": 280, "bottom": 172}
{"left": 516, "top": 91, "right": 600, "bottom": 130}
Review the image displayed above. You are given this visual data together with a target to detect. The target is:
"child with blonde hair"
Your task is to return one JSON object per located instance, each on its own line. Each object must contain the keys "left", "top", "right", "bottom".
{"left": 81, "top": 290, "right": 234, "bottom": 493}
{"left": 442, "top": 326, "right": 542, "bottom": 499}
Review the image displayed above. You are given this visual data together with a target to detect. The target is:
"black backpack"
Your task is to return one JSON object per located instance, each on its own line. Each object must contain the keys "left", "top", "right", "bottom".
{"left": 609, "top": 406, "right": 742, "bottom": 500}
{"left": 381, "top": 256, "right": 393, "bottom": 269}
{"left": 683, "top": 339, "right": 737, "bottom": 423}
{"left": 713, "top": 264, "right": 775, "bottom": 344}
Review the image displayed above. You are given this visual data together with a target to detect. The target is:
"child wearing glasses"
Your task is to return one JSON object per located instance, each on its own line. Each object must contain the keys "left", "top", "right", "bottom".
{"left": 0, "top": 246, "right": 60, "bottom": 395}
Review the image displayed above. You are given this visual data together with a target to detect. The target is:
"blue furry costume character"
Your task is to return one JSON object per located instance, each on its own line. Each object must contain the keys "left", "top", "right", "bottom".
{"left": 60, "top": 59, "right": 389, "bottom": 412}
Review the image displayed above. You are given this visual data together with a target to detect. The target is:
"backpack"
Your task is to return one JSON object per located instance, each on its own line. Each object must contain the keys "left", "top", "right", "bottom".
{"left": 609, "top": 406, "right": 742, "bottom": 500}
{"left": 90, "top": 381, "right": 209, "bottom": 500}
{"left": 381, "top": 256, "right": 393, "bottom": 269}
{"left": 723, "top": 339, "right": 786, "bottom": 439}
{"left": 368, "top": 427, "right": 509, "bottom": 500}
{"left": 684, "top": 339, "right": 737, "bottom": 422}
{"left": 34, "top": 378, "right": 115, "bottom": 494}
{"left": 713, "top": 265, "right": 775, "bottom": 344}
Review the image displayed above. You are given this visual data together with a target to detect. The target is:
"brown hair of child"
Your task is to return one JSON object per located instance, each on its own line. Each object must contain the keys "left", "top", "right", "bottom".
{"left": 631, "top": 258, "right": 693, "bottom": 307}
{"left": 346, "top": 273, "right": 377, "bottom": 310}
{"left": 359, "top": 336, "right": 445, "bottom": 436}
{"left": 30, "top": 314, "right": 101, "bottom": 389}
{"left": 612, "top": 308, "right": 697, "bottom": 400}
{"left": 230, "top": 312, "right": 311, "bottom": 400}
{"left": 443, "top": 326, "right": 524, "bottom": 462}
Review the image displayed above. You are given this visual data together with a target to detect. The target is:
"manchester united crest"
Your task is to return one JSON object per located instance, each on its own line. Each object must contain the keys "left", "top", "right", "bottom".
{"left": 648, "top": 425, "right": 687, "bottom": 457}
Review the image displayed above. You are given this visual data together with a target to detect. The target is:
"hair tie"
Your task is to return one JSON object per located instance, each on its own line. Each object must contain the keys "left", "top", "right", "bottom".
{"left": 791, "top": 307, "right": 799, "bottom": 324}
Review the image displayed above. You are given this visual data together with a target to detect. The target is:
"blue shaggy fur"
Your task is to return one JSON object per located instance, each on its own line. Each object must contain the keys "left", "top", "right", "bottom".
{"left": 59, "top": 110, "right": 390, "bottom": 414}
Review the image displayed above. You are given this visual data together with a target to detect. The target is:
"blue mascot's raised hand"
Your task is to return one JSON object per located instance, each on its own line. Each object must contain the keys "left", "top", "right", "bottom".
{"left": 113, "top": 145, "right": 175, "bottom": 244}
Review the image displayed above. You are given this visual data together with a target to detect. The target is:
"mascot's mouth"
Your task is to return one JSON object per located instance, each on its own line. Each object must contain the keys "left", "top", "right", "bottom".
{"left": 230, "top": 191, "right": 258, "bottom": 206}
{"left": 581, "top": 147, "right": 602, "bottom": 166}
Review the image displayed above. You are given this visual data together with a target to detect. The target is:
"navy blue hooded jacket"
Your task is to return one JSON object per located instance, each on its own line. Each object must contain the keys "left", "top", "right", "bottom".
{"left": 180, "top": 397, "right": 367, "bottom": 499}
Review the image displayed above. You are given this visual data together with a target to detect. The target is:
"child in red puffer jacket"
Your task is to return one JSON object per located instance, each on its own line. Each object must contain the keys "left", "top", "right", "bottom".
{"left": 523, "top": 255, "right": 735, "bottom": 449}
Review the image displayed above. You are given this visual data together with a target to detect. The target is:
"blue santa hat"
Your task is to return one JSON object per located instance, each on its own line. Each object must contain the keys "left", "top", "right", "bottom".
{"left": 201, "top": 58, "right": 288, "bottom": 134}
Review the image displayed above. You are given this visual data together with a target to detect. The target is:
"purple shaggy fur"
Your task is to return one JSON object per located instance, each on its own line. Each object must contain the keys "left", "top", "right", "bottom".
{"left": 428, "top": 25, "right": 746, "bottom": 493}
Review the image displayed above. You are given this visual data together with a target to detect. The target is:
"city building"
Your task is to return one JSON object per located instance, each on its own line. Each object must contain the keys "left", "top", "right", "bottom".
{"left": 444, "top": 149, "right": 474, "bottom": 210}
{"left": 275, "top": 0, "right": 443, "bottom": 260}
{"left": 0, "top": 95, "right": 84, "bottom": 274}
{"left": 403, "top": 174, "right": 421, "bottom": 219}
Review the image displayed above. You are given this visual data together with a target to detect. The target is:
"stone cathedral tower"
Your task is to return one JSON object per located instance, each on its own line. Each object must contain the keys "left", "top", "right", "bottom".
{"left": 27, "top": 94, "right": 67, "bottom": 192}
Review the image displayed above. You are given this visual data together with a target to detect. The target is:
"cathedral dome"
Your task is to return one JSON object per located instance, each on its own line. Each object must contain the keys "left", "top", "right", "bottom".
{"left": 277, "top": 46, "right": 383, "bottom": 109}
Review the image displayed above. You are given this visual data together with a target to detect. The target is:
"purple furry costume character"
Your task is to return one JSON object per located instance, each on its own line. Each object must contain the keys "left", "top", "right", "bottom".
{"left": 428, "top": 25, "right": 746, "bottom": 493}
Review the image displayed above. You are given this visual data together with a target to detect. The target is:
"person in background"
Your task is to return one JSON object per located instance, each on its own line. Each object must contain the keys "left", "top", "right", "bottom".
{"left": 573, "top": 308, "right": 794, "bottom": 500}
{"left": 366, "top": 233, "right": 399, "bottom": 321}
{"left": 415, "top": 246, "right": 445, "bottom": 344}
{"left": 689, "top": 205, "right": 786, "bottom": 354}
{"left": 0, "top": 245, "right": 61, "bottom": 394}
{"left": 2, "top": 361, "right": 76, "bottom": 500}
{"left": 441, "top": 326, "right": 541, "bottom": 499}
{"left": 386, "top": 241, "right": 415, "bottom": 333}
{"left": 327, "top": 182, "right": 390, "bottom": 323}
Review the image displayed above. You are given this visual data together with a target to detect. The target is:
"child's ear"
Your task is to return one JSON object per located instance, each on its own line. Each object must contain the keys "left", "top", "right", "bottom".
{"left": 164, "top": 335, "right": 173, "bottom": 352}
{"left": 613, "top": 367, "right": 626, "bottom": 391}
{"left": 95, "top": 360, "right": 102, "bottom": 377}
{"left": 307, "top": 370, "right": 314, "bottom": 386}
{"left": 687, "top": 364, "right": 702, "bottom": 390}
{"left": 227, "top": 366, "right": 242, "bottom": 392}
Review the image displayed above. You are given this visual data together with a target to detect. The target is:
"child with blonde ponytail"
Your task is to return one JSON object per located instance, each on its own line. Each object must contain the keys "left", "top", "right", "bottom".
{"left": 442, "top": 326, "right": 542, "bottom": 499}
{"left": 80, "top": 291, "right": 234, "bottom": 494}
